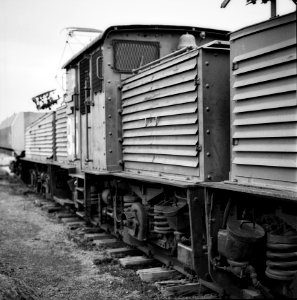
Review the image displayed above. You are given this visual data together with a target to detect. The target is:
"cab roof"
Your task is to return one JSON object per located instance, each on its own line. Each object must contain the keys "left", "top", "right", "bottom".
{"left": 62, "top": 24, "right": 229, "bottom": 69}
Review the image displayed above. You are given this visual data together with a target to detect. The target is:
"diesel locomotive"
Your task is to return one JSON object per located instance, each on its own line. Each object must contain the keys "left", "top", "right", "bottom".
{"left": 5, "top": 5, "right": 297, "bottom": 299}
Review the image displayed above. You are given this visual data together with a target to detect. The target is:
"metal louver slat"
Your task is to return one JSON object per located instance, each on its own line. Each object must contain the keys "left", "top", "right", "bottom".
{"left": 233, "top": 92, "right": 297, "bottom": 113}
{"left": 123, "top": 92, "right": 197, "bottom": 114}
{"left": 125, "top": 162, "right": 199, "bottom": 177}
{"left": 233, "top": 46, "right": 296, "bottom": 75}
{"left": 233, "top": 152, "right": 297, "bottom": 168}
{"left": 233, "top": 164, "right": 297, "bottom": 184}
{"left": 122, "top": 69, "right": 197, "bottom": 99}
{"left": 233, "top": 107, "right": 297, "bottom": 125}
{"left": 122, "top": 81, "right": 197, "bottom": 105}
{"left": 233, "top": 123, "right": 297, "bottom": 138}
{"left": 124, "top": 153, "right": 199, "bottom": 167}
{"left": 233, "top": 77, "right": 296, "bottom": 101}
{"left": 124, "top": 50, "right": 198, "bottom": 84}
{"left": 123, "top": 135, "right": 198, "bottom": 146}
{"left": 123, "top": 125, "right": 198, "bottom": 138}
{"left": 233, "top": 38, "right": 296, "bottom": 63}
{"left": 123, "top": 58, "right": 197, "bottom": 91}
{"left": 123, "top": 145, "right": 198, "bottom": 156}
{"left": 233, "top": 138, "right": 297, "bottom": 152}
{"left": 122, "top": 103, "right": 197, "bottom": 123}
{"left": 233, "top": 62, "right": 296, "bottom": 88}
{"left": 122, "top": 114, "right": 197, "bottom": 130}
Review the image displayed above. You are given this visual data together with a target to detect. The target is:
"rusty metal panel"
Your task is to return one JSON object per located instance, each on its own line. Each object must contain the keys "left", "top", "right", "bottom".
{"left": 230, "top": 12, "right": 297, "bottom": 191}
{"left": 25, "top": 112, "right": 55, "bottom": 161}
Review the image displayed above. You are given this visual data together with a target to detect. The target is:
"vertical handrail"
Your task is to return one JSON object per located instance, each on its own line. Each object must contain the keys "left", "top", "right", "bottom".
{"left": 85, "top": 78, "right": 89, "bottom": 162}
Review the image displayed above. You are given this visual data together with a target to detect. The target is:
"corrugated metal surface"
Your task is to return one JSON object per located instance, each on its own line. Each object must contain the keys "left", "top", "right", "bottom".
{"left": 121, "top": 49, "right": 199, "bottom": 180}
{"left": 25, "top": 113, "right": 55, "bottom": 161}
{"left": 230, "top": 13, "right": 297, "bottom": 191}
{"left": 55, "top": 105, "right": 67, "bottom": 162}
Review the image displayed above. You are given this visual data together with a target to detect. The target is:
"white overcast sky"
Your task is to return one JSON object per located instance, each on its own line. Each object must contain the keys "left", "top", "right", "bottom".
{"left": 0, "top": 0, "right": 295, "bottom": 123}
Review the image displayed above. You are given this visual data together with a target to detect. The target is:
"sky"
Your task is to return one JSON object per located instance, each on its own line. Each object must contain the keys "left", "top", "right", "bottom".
{"left": 0, "top": 0, "right": 296, "bottom": 124}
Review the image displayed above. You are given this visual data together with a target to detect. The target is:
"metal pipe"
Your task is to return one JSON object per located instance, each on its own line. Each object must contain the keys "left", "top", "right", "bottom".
{"left": 270, "top": 0, "right": 277, "bottom": 18}
{"left": 73, "top": 88, "right": 78, "bottom": 160}
{"left": 84, "top": 78, "right": 90, "bottom": 162}
{"left": 222, "top": 198, "right": 232, "bottom": 229}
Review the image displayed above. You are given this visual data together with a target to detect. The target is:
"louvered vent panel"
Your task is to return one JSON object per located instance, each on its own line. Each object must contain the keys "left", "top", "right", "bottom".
{"left": 79, "top": 58, "right": 90, "bottom": 114}
{"left": 121, "top": 50, "right": 199, "bottom": 181}
{"left": 55, "top": 105, "right": 67, "bottom": 162}
{"left": 25, "top": 113, "right": 55, "bottom": 161}
{"left": 92, "top": 49, "right": 103, "bottom": 93}
{"left": 231, "top": 15, "right": 297, "bottom": 191}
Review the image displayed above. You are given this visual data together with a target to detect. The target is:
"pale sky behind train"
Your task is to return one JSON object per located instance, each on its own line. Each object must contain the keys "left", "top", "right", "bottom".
{"left": 0, "top": 0, "right": 296, "bottom": 124}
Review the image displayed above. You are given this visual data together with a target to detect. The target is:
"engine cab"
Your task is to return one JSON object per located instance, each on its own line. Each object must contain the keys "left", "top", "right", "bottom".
{"left": 63, "top": 24, "right": 228, "bottom": 174}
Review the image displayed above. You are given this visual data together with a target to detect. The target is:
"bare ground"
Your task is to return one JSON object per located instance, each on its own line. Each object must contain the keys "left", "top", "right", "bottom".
{"left": 0, "top": 174, "right": 163, "bottom": 300}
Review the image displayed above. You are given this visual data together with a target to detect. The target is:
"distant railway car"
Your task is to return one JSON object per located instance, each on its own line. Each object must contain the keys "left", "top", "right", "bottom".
{"left": 0, "top": 112, "right": 43, "bottom": 155}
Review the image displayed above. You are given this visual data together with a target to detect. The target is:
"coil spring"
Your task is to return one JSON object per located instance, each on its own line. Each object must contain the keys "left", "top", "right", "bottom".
{"left": 153, "top": 205, "right": 172, "bottom": 234}
{"left": 266, "top": 233, "right": 297, "bottom": 281}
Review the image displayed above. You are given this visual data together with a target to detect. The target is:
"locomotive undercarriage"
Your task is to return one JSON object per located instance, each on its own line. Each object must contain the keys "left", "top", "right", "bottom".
{"left": 205, "top": 187, "right": 297, "bottom": 299}
{"left": 17, "top": 161, "right": 297, "bottom": 298}
{"left": 83, "top": 178, "right": 207, "bottom": 277}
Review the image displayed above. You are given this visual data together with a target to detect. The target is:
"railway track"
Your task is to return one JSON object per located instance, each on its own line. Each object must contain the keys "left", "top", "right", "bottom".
{"left": 34, "top": 195, "right": 220, "bottom": 299}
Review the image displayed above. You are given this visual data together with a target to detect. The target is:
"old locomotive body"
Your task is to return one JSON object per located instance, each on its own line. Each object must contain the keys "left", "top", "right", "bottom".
{"left": 5, "top": 12, "right": 297, "bottom": 298}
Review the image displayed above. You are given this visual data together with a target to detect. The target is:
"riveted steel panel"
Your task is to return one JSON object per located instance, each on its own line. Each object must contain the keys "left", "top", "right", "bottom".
{"left": 121, "top": 51, "right": 199, "bottom": 179}
{"left": 230, "top": 12, "right": 297, "bottom": 191}
{"left": 121, "top": 45, "right": 230, "bottom": 182}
